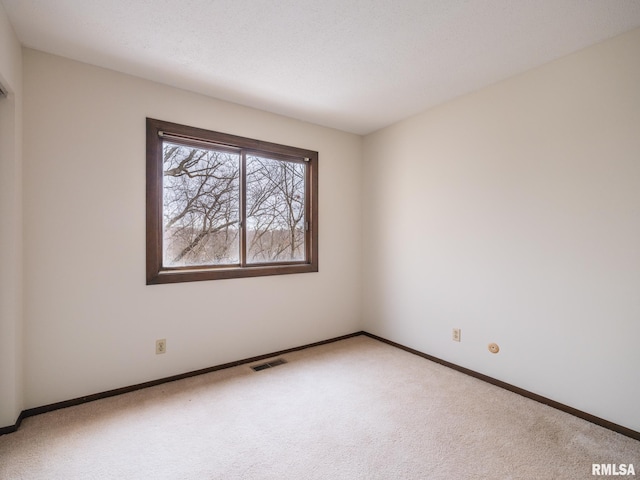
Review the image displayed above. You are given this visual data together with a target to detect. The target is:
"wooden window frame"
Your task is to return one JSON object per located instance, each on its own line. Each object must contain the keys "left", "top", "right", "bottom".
{"left": 146, "top": 118, "right": 318, "bottom": 284}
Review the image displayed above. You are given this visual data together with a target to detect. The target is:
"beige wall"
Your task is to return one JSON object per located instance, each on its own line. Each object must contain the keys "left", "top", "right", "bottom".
{"left": 362, "top": 28, "right": 640, "bottom": 431}
{"left": 0, "top": 3, "right": 23, "bottom": 428}
{"left": 22, "top": 49, "right": 362, "bottom": 409}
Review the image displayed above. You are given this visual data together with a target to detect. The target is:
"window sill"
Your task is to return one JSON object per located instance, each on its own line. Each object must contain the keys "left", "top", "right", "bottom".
{"left": 147, "top": 263, "right": 318, "bottom": 284}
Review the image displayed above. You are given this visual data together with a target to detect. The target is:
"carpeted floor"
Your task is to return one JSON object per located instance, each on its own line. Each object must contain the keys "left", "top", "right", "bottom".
{"left": 1, "top": 336, "right": 638, "bottom": 479}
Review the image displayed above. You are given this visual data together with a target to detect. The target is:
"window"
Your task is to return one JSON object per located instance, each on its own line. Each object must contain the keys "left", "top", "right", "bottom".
{"left": 146, "top": 118, "right": 318, "bottom": 284}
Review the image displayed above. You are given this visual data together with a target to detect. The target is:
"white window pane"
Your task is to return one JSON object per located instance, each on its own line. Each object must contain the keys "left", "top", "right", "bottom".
{"left": 245, "top": 155, "right": 306, "bottom": 263}
{"left": 162, "top": 142, "right": 240, "bottom": 267}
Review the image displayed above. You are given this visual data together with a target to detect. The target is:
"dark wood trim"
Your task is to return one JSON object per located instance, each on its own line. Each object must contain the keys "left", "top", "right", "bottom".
{"left": 150, "top": 118, "right": 318, "bottom": 160}
{"left": 309, "top": 150, "right": 319, "bottom": 272}
{"left": 1, "top": 332, "right": 363, "bottom": 435}
{"left": 362, "top": 332, "right": 640, "bottom": 441}
{"left": 152, "top": 263, "right": 317, "bottom": 284}
{"left": 4, "top": 330, "right": 638, "bottom": 442}
{"left": 146, "top": 118, "right": 163, "bottom": 284}
{"left": 240, "top": 150, "right": 247, "bottom": 268}
{"left": 146, "top": 117, "right": 319, "bottom": 284}
{"left": 0, "top": 411, "right": 25, "bottom": 436}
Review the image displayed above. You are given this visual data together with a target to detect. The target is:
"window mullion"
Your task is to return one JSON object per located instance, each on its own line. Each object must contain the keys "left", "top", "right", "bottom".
{"left": 240, "top": 150, "right": 247, "bottom": 267}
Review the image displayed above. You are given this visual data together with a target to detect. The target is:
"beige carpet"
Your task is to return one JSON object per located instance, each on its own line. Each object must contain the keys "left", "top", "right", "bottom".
{"left": 1, "top": 336, "right": 638, "bottom": 479}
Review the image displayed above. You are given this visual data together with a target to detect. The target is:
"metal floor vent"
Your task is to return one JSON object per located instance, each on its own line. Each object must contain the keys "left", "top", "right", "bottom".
{"left": 251, "top": 358, "right": 287, "bottom": 372}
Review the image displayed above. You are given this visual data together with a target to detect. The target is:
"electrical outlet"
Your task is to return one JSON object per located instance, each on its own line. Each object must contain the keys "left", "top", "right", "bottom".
{"left": 452, "top": 328, "right": 461, "bottom": 342}
{"left": 156, "top": 339, "right": 166, "bottom": 355}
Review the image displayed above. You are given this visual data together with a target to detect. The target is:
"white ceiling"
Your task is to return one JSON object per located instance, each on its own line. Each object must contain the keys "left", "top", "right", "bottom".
{"left": 3, "top": 0, "right": 640, "bottom": 134}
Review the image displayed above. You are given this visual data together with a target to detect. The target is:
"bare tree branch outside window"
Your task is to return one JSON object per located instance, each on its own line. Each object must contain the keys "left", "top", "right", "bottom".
{"left": 163, "top": 142, "right": 240, "bottom": 266}
{"left": 246, "top": 155, "right": 305, "bottom": 263}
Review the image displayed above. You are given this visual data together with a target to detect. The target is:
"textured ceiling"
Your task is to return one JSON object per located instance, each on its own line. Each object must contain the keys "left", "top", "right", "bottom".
{"left": 3, "top": 0, "right": 640, "bottom": 134}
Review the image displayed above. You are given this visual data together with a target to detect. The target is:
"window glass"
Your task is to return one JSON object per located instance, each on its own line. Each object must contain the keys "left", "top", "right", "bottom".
{"left": 246, "top": 154, "right": 306, "bottom": 264}
{"left": 146, "top": 118, "right": 318, "bottom": 284}
{"left": 162, "top": 142, "right": 240, "bottom": 267}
